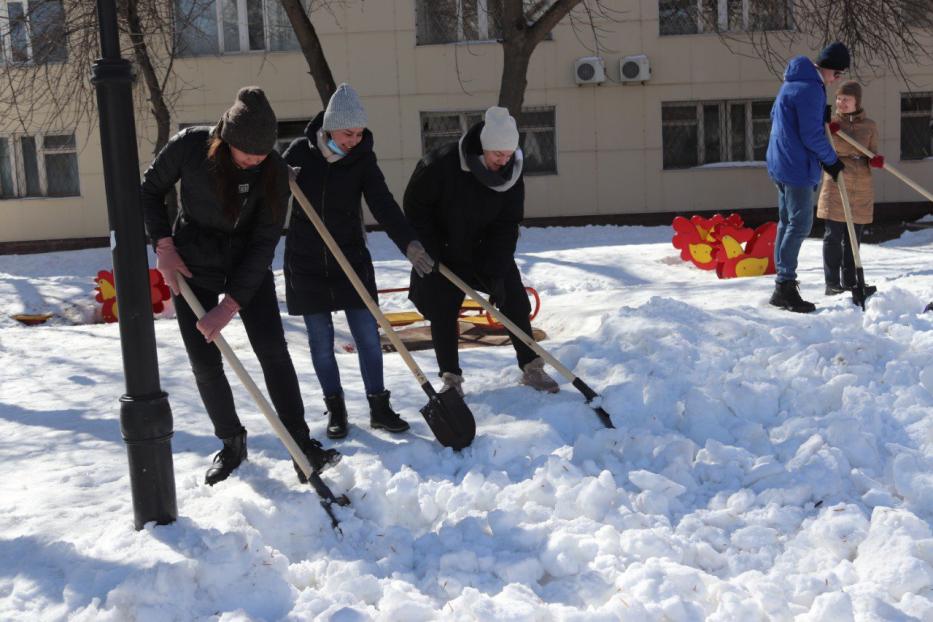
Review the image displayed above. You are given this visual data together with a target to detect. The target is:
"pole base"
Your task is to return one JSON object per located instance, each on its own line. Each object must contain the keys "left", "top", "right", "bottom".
{"left": 120, "top": 392, "right": 177, "bottom": 529}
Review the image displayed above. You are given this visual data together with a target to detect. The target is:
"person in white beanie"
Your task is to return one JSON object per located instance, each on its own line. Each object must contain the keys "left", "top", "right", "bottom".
{"left": 403, "top": 105, "right": 560, "bottom": 396}
{"left": 284, "top": 83, "right": 434, "bottom": 440}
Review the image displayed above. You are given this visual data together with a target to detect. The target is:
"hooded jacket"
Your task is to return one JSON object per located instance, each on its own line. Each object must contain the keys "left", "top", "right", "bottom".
{"left": 140, "top": 126, "right": 289, "bottom": 307}
{"left": 766, "top": 56, "right": 840, "bottom": 187}
{"left": 403, "top": 120, "right": 524, "bottom": 282}
{"left": 283, "top": 111, "right": 416, "bottom": 315}
{"left": 817, "top": 111, "right": 879, "bottom": 224}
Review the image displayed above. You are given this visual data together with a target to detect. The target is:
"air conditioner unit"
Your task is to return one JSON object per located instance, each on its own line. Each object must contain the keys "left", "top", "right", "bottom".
{"left": 620, "top": 54, "right": 650, "bottom": 83}
{"left": 574, "top": 56, "right": 606, "bottom": 85}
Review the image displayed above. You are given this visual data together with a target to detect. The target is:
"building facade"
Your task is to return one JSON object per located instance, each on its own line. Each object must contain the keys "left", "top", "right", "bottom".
{"left": 1, "top": 0, "right": 932, "bottom": 245}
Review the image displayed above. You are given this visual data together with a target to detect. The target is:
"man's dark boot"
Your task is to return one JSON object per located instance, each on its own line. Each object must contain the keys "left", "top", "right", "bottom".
{"left": 205, "top": 429, "right": 247, "bottom": 486}
{"left": 367, "top": 390, "right": 410, "bottom": 433}
{"left": 292, "top": 437, "right": 342, "bottom": 484}
{"left": 324, "top": 394, "right": 348, "bottom": 439}
{"left": 769, "top": 280, "right": 816, "bottom": 313}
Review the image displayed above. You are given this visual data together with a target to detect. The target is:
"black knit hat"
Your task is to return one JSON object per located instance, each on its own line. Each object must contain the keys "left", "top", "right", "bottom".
{"left": 817, "top": 42, "right": 850, "bottom": 71}
{"left": 218, "top": 87, "right": 277, "bottom": 155}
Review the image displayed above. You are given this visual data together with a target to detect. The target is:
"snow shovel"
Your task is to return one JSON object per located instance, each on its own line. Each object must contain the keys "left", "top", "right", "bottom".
{"left": 176, "top": 276, "right": 351, "bottom": 531}
{"left": 834, "top": 129, "right": 933, "bottom": 204}
{"left": 436, "top": 263, "right": 615, "bottom": 429}
{"left": 288, "top": 177, "right": 475, "bottom": 450}
{"left": 826, "top": 125, "right": 873, "bottom": 309}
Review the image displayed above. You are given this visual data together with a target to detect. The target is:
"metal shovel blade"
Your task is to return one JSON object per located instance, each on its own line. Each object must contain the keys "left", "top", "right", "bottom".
{"left": 850, "top": 267, "right": 874, "bottom": 310}
{"left": 420, "top": 389, "right": 476, "bottom": 450}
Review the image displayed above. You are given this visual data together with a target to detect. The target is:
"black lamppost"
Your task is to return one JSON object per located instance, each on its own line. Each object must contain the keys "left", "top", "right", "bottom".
{"left": 91, "top": 0, "right": 177, "bottom": 529}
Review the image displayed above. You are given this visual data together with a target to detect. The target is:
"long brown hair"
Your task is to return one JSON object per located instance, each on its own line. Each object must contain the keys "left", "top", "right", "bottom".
{"left": 207, "top": 134, "right": 282, "bottom": 223}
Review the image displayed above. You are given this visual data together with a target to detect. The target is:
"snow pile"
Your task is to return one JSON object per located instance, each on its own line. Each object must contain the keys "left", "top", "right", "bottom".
{"left": 1, "top": 225, "right": 932, "bottom": 620}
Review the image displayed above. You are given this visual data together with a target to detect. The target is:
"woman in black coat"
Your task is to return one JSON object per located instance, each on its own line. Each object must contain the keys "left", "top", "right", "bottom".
{"left": 140, "top": 87, "right": 339, "bottom": 486}
{"left": 404, "top": 106, "right": 559, "bottom": 396}
{"left": 284, "top": 83, "right": 434, "bottom": 440}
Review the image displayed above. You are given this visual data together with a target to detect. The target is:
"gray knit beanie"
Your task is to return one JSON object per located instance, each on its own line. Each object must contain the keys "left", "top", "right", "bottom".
{"left": 219, "top": 86, "right": 278, "bottom": 155}
{"left": 479, "top": 106, "right": 519, "bottom": 152}
{"left": 322, "top": 83, "right": 368, "bottom": 131}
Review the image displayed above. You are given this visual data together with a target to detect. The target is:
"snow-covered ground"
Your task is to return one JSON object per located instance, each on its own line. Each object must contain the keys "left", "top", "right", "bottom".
{"left": 1, "top": 224, "right": 932, "bottom": 621}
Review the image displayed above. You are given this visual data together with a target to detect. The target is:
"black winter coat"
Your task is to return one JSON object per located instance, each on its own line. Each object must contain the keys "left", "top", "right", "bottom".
{"left": 283, "top": 112, "right": 416, "bottom": 315}
{"left": 403, "top": 121, "right": 524, "bottom": 285}
{"left": 140, "top": 127, "right": 289, "bottom": 306}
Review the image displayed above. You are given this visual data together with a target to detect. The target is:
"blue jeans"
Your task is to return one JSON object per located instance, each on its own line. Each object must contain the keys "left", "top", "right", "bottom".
{"left": 774, "top": 182, "right": 815, "bottom": 283}
{"left": 303, "top": 308, "right": 384, "bottom": 397}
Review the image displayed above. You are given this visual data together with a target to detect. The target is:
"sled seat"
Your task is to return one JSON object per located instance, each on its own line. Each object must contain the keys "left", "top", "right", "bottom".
{"left": 378, "top": 287, "right": 541, "bottom": 330}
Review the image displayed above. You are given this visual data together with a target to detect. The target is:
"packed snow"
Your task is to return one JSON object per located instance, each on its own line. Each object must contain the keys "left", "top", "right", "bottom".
{"left": 1, "top": 223, "right": 932, "bottom": 620}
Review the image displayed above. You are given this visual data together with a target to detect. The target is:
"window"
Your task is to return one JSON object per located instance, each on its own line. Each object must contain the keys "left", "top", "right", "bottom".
{"left": 0, "top": 132, "right": 79, "bottom": 198}
{"left": 275, "top": 119, "right": 310, "bottom": 154}
{"left": 901, "top": 93, "right": 932, "bottom": 160}
{"left": 662, "top": 99, "right": 773, "bottom": 169}
{"left": 0, "top": 0, "right": 67, "bottom": 64}
{"left": 420, "top": 107, "right": 557, "bottom": 175}
{"left": 659, "top": 0, "right": 792, "bottom": 35}
{"left": 174, "top": 0, "right": 301, "bottom": 57}
{"left": 416, "top": 0, "right": 504, "bottom": 44}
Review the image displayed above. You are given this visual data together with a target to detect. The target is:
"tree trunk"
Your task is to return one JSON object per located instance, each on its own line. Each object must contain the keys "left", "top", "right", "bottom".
{"left": 497, "top": 39, "right": 532, "bottom": 116}
{"left": 122, "top": 0, "right": 177, "bottom": 218}
{"left": 279, "top": 0, "right": 337, "bottom": 106}
{"left": 496, "top": 0, "right": 583, "bottom": 118}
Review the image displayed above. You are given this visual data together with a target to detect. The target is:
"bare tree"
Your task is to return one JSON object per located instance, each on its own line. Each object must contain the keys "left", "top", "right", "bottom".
{"left": 278, "top": 0, "right": 337, "bottom": 106}
{"left": 419, "top": 1, "right": 620, "bottom": 116}
{"left": 0, "top": 1, "right": 182, "bottom": 152}
{"left": 704, "top": 0, "right": 933, "bottom": 80}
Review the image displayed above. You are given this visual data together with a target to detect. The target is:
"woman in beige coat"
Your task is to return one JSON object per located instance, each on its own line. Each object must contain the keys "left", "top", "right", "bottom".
{"left": 817, "top": 80, "right": 884, "bottom": 295}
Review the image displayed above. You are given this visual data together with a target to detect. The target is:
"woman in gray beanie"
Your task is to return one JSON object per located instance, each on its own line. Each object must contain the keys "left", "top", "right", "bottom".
{"left": 141, "top": 86, "right": 340, "bottom": 486}
{"left": 284, "top": 83, "right": 434, "bottom": 440}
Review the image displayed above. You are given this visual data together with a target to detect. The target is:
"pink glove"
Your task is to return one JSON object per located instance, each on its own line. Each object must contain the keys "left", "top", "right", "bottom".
{"left": 155, "top": 237, "right": 192, "bottom": 295}
{"left": 196, "top": 295, "right": 240, "bottom": 343}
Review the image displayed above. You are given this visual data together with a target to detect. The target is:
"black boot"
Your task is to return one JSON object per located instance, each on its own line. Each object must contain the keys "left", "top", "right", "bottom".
{"left": 292, "top": 437, "right": 342, "bottom": 484}
{"left": 769, "top": 280, "right": 816, "bottom": 313}
{"left": 205, "top": 429, "right": 247, "bottom": 486}
{"left": 324, "top": 394, "right": 348, "bottom": 439}
{"left": 367, "top": 390, "right": 410, "bottom": 433}
{"left": 825, "top": 283, "right": 847, "bottom": 296}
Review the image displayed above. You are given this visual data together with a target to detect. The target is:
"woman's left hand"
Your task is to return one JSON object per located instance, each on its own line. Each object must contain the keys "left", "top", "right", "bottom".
{"left": 406, "top": 241, "right": 436, "bottom": 277}
{"left": 197, "top": 295, "right": 241, "bottom": 342}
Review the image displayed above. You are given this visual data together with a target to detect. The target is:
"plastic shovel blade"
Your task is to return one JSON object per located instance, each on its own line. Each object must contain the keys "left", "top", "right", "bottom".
{"left": 420, "top": 389, "right": 476, "bottom": 450}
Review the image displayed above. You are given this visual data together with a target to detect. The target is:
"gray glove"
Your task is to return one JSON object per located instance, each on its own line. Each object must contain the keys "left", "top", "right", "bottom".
{"left": 406, "top": 240, "right": 435, "bottom": 277}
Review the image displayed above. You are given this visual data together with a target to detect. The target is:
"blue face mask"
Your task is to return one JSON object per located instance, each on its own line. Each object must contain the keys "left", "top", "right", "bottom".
{"left": 326, "top": 138, "right": 345, "bottom": 156}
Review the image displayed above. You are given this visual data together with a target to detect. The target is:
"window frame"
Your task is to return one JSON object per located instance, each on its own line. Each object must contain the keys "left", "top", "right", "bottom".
{"left": 662, "top": 98, "right": 773, "bottom": 170}
{"left": 0, "top": 130, "right": 80, "bottom": 199}
{"left": 175, "top": 0, "right": 301, "bottom": 57}
{"left": 0, "top": 0, "right": 67, "bottom": 65}
{"left": 900, "top": 92, "right": 933, "bottom": 160}
{"left": 659, "top": 0, "right": 793, "bottom": 36}
{"left": 419, "top": 106, "right": 558, "bottom": 176}
{"left": 416, "top": 0, "right": 503, "bottom": 45}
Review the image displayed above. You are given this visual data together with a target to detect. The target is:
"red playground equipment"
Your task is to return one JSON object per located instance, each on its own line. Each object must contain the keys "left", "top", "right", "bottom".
{"left": 671, "top": 213, "right": 776, "bottom": 279}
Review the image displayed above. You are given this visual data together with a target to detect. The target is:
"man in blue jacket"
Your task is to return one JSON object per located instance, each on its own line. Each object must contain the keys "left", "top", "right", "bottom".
{"left": 766, "top": 42, "right": 849, "bottom": 313}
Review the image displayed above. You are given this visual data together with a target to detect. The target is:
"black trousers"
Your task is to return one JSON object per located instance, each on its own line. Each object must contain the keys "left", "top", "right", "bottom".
{"left": 410, "top": 261, "right": 536, "bottom": 376}
{"left": 823, "top": 220, "right": 865, "bottom": 288}
{"left": 173, "top": 270, "right": 310, "bottom": 441}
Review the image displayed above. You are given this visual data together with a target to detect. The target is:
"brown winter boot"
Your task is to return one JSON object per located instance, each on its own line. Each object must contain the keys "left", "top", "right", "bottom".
{"left": 520, "top": 357, "right": 560, "bottom": 393}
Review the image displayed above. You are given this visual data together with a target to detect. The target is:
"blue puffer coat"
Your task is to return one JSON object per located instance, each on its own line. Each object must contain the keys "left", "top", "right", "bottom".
{"left": 766, "top": 56, "right": 839, "bottom": 187}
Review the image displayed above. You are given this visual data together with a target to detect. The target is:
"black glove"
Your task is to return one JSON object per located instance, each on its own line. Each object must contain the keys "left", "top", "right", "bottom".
{"left": 486, "top": 277, "right": 506, "bottom": 309}
{"left": 824, "top": 105, "right": 832, "bottom": 124}
{"left": 822, "top": 159, "right": 845, "bottom": 182}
